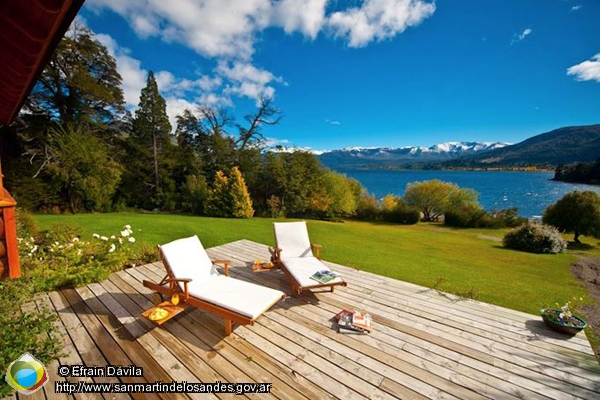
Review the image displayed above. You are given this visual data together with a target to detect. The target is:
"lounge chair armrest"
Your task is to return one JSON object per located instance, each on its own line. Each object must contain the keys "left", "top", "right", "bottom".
{"left": 268, "top": 246, "right": 282, "bottom": 262}
{"left": 212, "top": 259, "right": 230, "bottom": 276}
{"left": 311, "top": 243, "right": 322, "bottom": 260}
{"left": 163, "top": 278, "right": 192, "bottom": 284}
{"left": 162, "top": 278, "right": 191, "bottom": 300}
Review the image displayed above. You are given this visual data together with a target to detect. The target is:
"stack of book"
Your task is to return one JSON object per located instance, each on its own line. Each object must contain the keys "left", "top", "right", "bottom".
{"left": 334, "top": 309, "right": 373, "bottom": 334}
{"left": 310, "top": 269, "right": 339, "bottom": 284}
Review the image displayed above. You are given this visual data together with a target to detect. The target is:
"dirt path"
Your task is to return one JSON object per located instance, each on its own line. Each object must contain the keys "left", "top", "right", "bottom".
{"left": 571, "top": 255, "right": 600, "bottom": 359}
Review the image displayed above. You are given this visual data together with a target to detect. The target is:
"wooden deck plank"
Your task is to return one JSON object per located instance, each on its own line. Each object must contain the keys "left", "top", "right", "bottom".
{"left": 73, "top": 285, "right": 188, "bottom": 400}
{"left": 8, "top": 239, "right": 598, "bottom": 400}
{"left": 227, "top": 241, "right": 600, "bottom": 366}
{"left": 205, "top": 245, "right": 562, "bottom": 400}
{"left": 115, "top": 268, "right": 315, "bottom": 400}
{"left": 205, "top": 246, "right": 553, "bottom": 400}
{"left": 205, "top": 246, "right": 534, "bottom": 400}
{"left": 46, "top": 291, "right": 114, "bottom": 400}
{"left": 84, "top": 282, "right": 219, "bottom": 400}
{"left": 209, "top": 240, "right": 600, "bottom": 398}
{"left": 103, "top": 272, "right": 274, "bottom": 400}
{"left": 33, "top": 294, "right": 71, "bottom": 400}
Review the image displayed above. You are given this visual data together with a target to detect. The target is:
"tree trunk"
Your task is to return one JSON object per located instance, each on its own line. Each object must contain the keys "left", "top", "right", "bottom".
{"left": 152, "top": 131, "right": 159, "bottom": 198}
{"left": 574, "top": 230, "right": 581, "bottom": 243}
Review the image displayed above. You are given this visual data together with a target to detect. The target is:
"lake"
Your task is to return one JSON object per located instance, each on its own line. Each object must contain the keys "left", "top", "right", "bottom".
{"left": 342, "top": 170, "right": 600, "bottom": 217}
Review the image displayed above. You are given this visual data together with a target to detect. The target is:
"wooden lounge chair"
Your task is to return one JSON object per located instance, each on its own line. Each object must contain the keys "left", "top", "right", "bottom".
{"left": 270, "top": 221, "right": 347, "bottom": 296}
{"left": 143, "top": 235, "right": 285, "bottom": 335}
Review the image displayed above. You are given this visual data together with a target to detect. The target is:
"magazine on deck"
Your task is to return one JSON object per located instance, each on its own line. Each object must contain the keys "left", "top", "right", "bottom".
{"left": 334, "top": 309, "right": 372, "bottom": 334}
{"left": 310, "top": 269, "right": 338, "bottom": 284}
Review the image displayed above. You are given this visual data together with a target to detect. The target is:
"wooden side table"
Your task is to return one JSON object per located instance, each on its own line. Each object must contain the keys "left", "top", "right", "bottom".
{"left": 142, "top": 301, "right": 186, "bottom": 325}
{"left": 252, "top": 261, "right": 279, "bottom": 273}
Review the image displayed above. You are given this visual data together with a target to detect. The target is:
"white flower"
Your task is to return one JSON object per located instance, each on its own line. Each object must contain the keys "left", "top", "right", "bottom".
{"left": 100, "top": 236, "right": 108, "bottom": 241}
{"left": 109, "top": 244, "right": 116, "bottom": 253}
{"left": 120, "top": 229, "right": 130, "bottom": 237}
{"left": 125, "top": 224, "right": 131, "bottom": 229}
{"left": 128, "top": 237, "right": 136, "bottom": 243}
{"left": 118, "top": 238, "right": 123, "bottom": 244}
{"left": 72, "top": 237, "right": 79, "bottom": 242}
{"left": 54, "top": 241, "right": 60, "bottom": 246}
{"left": 92, "top": 233, "right": 100, "bottom": 238}
{"left": 111, "top": 235, "right": 116, "bottom": 239}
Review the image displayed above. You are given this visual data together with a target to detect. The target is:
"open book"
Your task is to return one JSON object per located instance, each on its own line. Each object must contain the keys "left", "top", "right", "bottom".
{"left": 334, "top": 309, "right": 373, "bottom": 334}
{"left": 310, "top": 269, "right": 339, "bottom": 284}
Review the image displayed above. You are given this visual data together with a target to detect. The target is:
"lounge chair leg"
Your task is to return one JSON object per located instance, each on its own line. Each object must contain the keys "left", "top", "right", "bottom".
{"left": 225, "top": 319, "right": 233, "bottom": 336}
{"left": 330, "top": 286, "right": 334, "bottom": 292}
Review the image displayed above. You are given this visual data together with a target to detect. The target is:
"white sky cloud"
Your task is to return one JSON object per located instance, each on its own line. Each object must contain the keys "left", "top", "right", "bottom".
{"left": 571, "top": 5, "right": 582, "bottom": 12}
{"left": 327, "top": 0, "right": 436, "bottom": 48}
{"left": 89, "top": 0, "right": 436, "bottom": 56}
{"left": 88, "top": 0, "right": 436, "bottom": 121}
{"left": 273, "top": 0, "right": 327, "bottom": 39}
{"left": 511, "top": 28, "right": 532, "bottom": 45}
{"left": 326, "top": 119, "right": 341, "bottom": 125}
{"left": 567, "top": 53, "right": 600, "bottom": 82}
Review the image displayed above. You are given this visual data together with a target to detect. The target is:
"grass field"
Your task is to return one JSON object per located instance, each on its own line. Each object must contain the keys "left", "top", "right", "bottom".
{"left": 34, "top": 213, "right": 596, "bottom": 315}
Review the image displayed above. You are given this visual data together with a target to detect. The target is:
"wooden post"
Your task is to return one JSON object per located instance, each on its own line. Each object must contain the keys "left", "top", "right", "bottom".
{"left": 0, "top": 152, "right": 20, "bottom": 279}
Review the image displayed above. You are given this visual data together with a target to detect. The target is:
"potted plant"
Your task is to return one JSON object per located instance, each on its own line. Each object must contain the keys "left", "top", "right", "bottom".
{"left": 540, "top": 300, "right": 587, "bottom": 335}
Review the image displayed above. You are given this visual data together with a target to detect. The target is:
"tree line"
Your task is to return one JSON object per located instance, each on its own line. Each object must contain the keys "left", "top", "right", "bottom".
{"left": 0, "top": 24, "right": 542, "bottom": 228}
{"left": 0, "top": 23, "right": 367, "bottom": 219}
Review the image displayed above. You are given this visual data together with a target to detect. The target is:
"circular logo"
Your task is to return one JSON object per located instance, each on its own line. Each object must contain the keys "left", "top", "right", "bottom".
{"left": 5, "top": 353, "right": 48, "bottom": 394}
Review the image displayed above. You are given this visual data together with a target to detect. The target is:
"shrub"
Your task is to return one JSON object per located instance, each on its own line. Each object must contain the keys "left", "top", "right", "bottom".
{"left": 446, "top": 206, "right": 526, "bottom": 229}
{"left": 267, "top": 195, "right": 285, "bottom": 218}
{"left": 15, "top": 208, "right": 39, "bottom": 238}
{"left": 355, "top": 194, "right": 380, "bottom": 221}
{"left": 383, "top": 201, "right": 420, "bottom": 225}
{"left": 181, "top": 174, "right": 207, "bottom": 214}
{"left": 490, "top": 207, "right": 526, "bottom": 228}
{"left": 445, "top": 205, "right": 486, "bottom": 227}
{"left": 19, "top": 224, "right": 140, "bottom": 291}
{"left": 0, "top": 279, "right": 63, "bottom": 397}
{"left": 503, "top": 222, "right": 567, "bottom": 254}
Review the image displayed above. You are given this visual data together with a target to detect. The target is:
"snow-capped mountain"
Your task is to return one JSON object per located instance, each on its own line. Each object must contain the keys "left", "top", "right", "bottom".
{"left": 318, "top": 141, "right": 510, "bottom": 169}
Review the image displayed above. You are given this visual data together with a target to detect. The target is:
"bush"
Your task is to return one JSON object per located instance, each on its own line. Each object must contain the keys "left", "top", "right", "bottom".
{"left": 382, "top": 201, "right": 420, "bottom": 225}
{"left": 15, "top": 208, "right": 39, "bottom": 238}
{"left": 19, "top": 224, "right": 141, "bottom": 291}
{"left": 490, "top": 207, "right": 526, "bottom": 228}
{"left": 356, "top": 194, "right": 380, "bottom": 221}
{"left": 503, "top": 223, "right": 567, "bottom": 254}
{"left": 445, "top": 206, "right": 527, "bottom": 229}
{"left": 0, "top": 279, "right": 63, "bottom": 397}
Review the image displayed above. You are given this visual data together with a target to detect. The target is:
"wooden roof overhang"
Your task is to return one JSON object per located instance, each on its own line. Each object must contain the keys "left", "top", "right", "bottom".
{"left": 0, "top": 0, "right": 85, "bottom": 126}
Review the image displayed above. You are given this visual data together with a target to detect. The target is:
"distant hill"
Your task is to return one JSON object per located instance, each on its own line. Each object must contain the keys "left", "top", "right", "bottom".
{"left": 444, "top": 124, "right": 600, "bottom": 168}
{"left": 318, "top": 142, "right": 508, "bottom": 170}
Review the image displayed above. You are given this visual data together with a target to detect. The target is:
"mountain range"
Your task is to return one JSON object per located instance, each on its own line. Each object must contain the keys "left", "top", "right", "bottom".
{"left": 318, "top": 142, "right": 508, "bottom": 169}
{"left": 317, "top": 124, "right": 600, "bottom": 170}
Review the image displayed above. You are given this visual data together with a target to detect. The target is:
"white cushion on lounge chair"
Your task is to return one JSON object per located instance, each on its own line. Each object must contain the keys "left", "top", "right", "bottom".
{"left": 187, "top": 276, "right": 284, "bottom": 319}
{"left": 281, "top": 256, "right": 344, "bottom": 288}
{"left": 160, "top": 235, "right": 284, "bottom": 319}
{"left": 160, "top": 235, "right": 218, "bottom": 291}
{"left": 274, "top": 221, "right": 313, "bottom": 259}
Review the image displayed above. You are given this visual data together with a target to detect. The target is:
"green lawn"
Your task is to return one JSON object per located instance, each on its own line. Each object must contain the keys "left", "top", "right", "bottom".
{"left": 34, "top": 213, "right": 595, "bottom": 315}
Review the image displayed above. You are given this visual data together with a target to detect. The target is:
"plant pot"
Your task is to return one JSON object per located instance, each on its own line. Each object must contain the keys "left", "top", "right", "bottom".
{"left": 540, "top": 308, "right": 587, "bottom": 335}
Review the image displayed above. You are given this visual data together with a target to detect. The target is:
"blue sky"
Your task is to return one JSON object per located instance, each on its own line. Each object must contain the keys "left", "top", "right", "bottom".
{"left": 81, "top": 0, "right": 600, "bottom": 151}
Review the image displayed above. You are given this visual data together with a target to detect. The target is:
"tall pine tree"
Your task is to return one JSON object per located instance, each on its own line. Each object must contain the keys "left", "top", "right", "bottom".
{"left": 131, "top": 71, "right": 172, "bottom": 207}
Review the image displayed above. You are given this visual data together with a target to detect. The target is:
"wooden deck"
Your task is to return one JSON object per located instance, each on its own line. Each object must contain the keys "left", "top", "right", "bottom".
{"left": 8, "top": 239, "right": 600, "bottom": 400}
